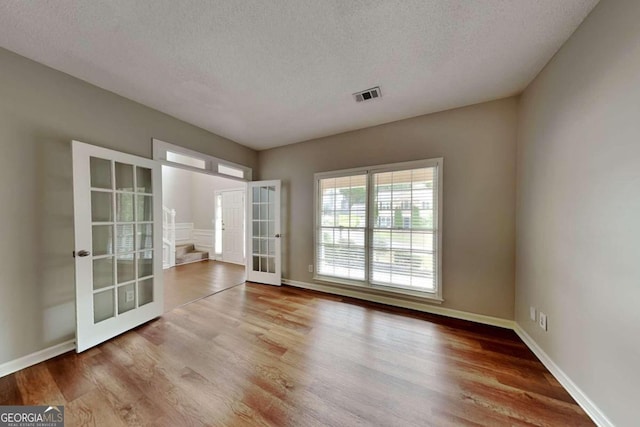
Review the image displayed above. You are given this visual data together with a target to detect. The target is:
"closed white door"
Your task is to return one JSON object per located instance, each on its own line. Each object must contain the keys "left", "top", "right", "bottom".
{"left": 72, "top": 141, "right": 163, "bottom": 352}
{"left": 221, "top": 190, "right": 245, "bottom": 265}
{"left": 246, "top": 181, "right": 281, "bottom": 286}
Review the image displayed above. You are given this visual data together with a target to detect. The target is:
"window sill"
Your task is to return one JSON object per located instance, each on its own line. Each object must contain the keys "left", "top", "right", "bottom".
{"left": 312, "top": 275, "right": 443, "bottom": 304}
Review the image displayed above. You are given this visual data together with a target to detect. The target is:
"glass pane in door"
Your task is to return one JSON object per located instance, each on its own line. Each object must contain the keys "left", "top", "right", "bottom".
{"left": 94, "top": 289, "right": 114, "bottom": 323}
{"left": 136, "top": 195, "right": 153, "bottom": 221}
{"left": 93, "top": 257, "right": 114, "bottom": 290}
{"left": 138, "top": 278, "right": 154, "bottom": 306}
{"left": 92, "top": 225, "right": 113, "bottom": 256}
{"left": 137, "top": 224, "right": 153, "bottom": 250}
{"left": 138, "top": 250, "right": 153, "bottom": 278}
{"left": 91, "top": 192, "right": 112, "bottom": 222}
{"left": 117, "top": 254, "right": 135, "bottom": 284}
{"left": 136, "top": 167, "right": 152, "bottom": 193}
{"left": 116, "top": 193, "right": 134, "bottom": 222}
{"left": 90, "top": 157, "right": 112, "bottom": 189}
{"left": 118, "top": 283, "right": 136, "bottom": 314}
{"left": 115, "top": 162, "right": 134, "bottom": 191}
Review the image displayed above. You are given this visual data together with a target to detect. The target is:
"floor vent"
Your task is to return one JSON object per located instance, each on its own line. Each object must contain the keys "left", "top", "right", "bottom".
{"left": 353, "top": 86, "right": 381, "bottom": 103}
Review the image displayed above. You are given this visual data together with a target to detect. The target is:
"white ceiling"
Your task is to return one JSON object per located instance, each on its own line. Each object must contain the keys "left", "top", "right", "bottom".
{"left": 0, "top": 1, "right": 598, "bottom": 150}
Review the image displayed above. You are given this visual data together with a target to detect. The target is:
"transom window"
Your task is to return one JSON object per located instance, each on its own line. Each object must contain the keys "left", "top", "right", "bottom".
{"left": 315, "top": 158, "right": 442, "bottom": 299}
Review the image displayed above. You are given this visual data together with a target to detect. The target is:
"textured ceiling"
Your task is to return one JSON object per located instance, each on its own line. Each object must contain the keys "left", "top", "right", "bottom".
{"left": 0, "top": 1, "right": 598, "bottom": 150}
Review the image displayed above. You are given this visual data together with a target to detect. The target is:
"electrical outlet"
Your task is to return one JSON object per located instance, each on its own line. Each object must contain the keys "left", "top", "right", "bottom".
{"left": 308, "top": 264, "right": 313, "bottom": 273}
{"left": 530, "top": 306, "right": 537, "bottom": 322}
{"left": 126, "top": 290, "right": 135, "bottom": 303}
{"left": 538, "top": 312, "right": 547, "bottom": 331}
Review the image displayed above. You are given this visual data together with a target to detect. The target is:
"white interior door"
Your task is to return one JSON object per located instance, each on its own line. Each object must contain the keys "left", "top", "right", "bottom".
{"left": 221, "top": 190, "right": 245, "bottom": 265}
{"left": 246, "top": 181, "right": 281, "bottom": 286}
{"left": 72, "top": 140, "right": 163, "bottom": 352}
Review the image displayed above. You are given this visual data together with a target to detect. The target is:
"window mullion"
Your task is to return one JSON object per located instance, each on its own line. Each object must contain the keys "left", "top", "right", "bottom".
{"left": 365, "top": 171, "right": 373, "bottom": 286}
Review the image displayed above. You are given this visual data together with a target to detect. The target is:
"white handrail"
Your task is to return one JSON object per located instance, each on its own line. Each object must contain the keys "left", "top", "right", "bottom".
{"left": 162, "top": 206, "right": 176, "bottom": 268}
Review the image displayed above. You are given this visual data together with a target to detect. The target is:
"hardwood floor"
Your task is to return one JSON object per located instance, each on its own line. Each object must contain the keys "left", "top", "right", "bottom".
{"left": 163, "top": 260, "right": 245, "bottom": 312}
{"left": 1, "top": 283, "right": 593, "bottom": 426}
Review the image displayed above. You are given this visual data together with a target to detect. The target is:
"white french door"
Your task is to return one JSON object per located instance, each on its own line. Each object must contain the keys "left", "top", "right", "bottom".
{"left": 72, "top": 141, "right": 163, "bottom": 352}
{"left": 221, "top": 190, "right": 245, "bottom": 265}
{"left": 246, "top": 181, "right": 281, "bottom": 286}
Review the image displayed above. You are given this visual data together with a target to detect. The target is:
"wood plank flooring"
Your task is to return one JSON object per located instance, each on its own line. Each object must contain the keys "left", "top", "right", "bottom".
{"left": 163, "top": 260, "right": 245, "bottom": 312}
{"left": 1, "top": 281, "right": 593, "bottom": 426}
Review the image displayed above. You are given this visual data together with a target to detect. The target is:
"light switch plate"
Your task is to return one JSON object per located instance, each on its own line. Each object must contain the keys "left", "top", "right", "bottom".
{"left": 530, "top": 306, "right": 536, "bottom": 321}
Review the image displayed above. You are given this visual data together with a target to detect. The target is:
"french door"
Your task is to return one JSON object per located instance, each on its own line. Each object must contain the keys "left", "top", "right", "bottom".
{"left": 72, "top": 141, "right": 163, "bottom": 352}
{"left": 246, "top": 181, "right": 281, "bottom": 286}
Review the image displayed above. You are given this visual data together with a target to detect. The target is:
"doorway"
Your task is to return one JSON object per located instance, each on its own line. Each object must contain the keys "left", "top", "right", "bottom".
{"left": 161, "top": 165, "right": 247, "bottom": 312}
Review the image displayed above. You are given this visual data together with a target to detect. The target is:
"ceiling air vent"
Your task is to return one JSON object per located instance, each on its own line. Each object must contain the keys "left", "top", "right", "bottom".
{"left": 353, "top": 86, "right": 381, "bottom": 103}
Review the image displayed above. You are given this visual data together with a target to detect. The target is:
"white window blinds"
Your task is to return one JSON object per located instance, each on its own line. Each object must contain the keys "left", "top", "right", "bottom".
{"left": 317, "top": 174, "right": 367, "bottom": 280}
{"left": 371, "top": 167, "right": 436, "bottom": 291}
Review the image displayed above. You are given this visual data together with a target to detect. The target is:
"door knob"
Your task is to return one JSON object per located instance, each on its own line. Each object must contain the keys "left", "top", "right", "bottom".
{"left": 74, "top": 250, "right": 91, "bottom": 257}
{"left": 275, "top": 234, "right": 281, "bottom": 238}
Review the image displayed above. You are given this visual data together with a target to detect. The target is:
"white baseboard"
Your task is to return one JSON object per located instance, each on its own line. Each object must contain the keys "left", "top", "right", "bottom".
{"left": 513, "top": 325, "right": 613, "bottom": 427}
{"left": 0, "top": 339, "right": 75, "bottom": 378}
{"left": 282, "top": 279, "right": 515, "bottom": 329}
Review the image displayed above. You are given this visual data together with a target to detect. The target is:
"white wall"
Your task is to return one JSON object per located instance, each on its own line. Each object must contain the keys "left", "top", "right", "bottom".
{"left": 162, "top": 165, "right": 244, "bottom": 230}
{"left": 516, "top": 0, "right": 640, "bottom": 424}
{"left": 192, "top": 172, "right": 244, "bottom": 229}
{"left": 162, "top": 166, "right": 193, "bottom": 223}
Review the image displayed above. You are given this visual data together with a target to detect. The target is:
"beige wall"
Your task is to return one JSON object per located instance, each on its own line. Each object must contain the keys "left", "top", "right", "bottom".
{"left": 259, "top": 98, "right": 518, "bottom": 319}
{"left": 0, "top": 47, "right": 257, "bottom": 365}
{"left": 516, "top": 0, "right": 640, "bottom": 424}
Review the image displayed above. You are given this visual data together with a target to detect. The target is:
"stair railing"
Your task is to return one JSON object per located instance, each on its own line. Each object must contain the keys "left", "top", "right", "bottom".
{"left": 162, "top": 206, "right": 176, "bottom": 269}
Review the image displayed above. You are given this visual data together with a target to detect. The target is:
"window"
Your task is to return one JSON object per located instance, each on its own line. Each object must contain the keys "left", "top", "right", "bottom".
{"left": 166, "top": 151, "right": 206, "bottom": 169}
{"left": 218, "top": 163, "right": 244, "bottom": 179}
{"left": 315, "top": 159, "right": 442, "bottom": 299}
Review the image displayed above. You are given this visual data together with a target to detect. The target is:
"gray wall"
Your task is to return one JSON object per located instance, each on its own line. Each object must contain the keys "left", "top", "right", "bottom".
{"left": 515, "top": 0, "right": 640, "bottom": 424}
{"left": 259, "top": 98, "right": 518, "bottom": 319}
{"left": 0, "top": 47, "right": 257, "bottom": 365}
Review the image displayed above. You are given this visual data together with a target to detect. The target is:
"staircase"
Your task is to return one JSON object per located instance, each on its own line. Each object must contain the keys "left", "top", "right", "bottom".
{"left": 175, "top": 244, "right": 209, "bottom": 265}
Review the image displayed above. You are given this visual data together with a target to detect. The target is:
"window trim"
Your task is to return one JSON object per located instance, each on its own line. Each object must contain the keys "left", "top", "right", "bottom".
{"left": 313, "top": 158, "right": 443, "bottom": 302}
